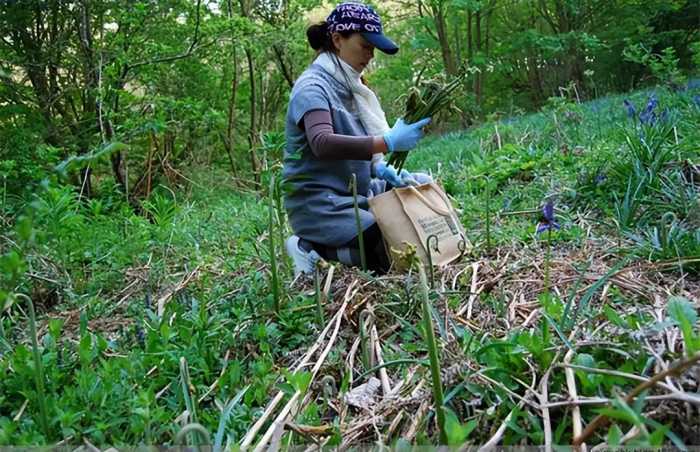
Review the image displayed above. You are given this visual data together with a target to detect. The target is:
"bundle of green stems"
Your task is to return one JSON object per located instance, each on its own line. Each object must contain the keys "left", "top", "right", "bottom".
{"left": 388, "top": 75, "right": 464, "bottom": 172}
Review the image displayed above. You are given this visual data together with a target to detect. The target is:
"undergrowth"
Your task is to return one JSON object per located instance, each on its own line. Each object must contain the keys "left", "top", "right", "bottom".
{"left": 1, "top": 85, "right": 699, "bottom": 447}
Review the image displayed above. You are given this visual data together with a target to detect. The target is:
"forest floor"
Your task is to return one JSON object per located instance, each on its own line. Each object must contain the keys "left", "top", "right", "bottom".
{"left": 1, "top": 85, "right": 700, "bottom": 448}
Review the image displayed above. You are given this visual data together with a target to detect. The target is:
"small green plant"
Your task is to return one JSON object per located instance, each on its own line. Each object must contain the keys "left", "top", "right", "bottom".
{"left": 622, "top": 122, "right": 675, "bottom": 185}
{"left": 627, "top": 214, "right": 700, "bottom": 268}
{"left": 359, "top": 310, "right": 374, "bottom": 371}
{"left": 142, "top": 188, "right": 179, "bottom": 227}
{"left": 484, "top": 176, "right": 493, "bottom": 252}
{"left": 314, "top": 265, "right": 325, "bottom": 326}
{"left": 443, "top": 406, "right": 477, "bottom": 446}
{"left": 667, "top": 296, "right": 700, "bottom": 355}
{"left": 613, "top": 175, "right": 647, "bottom": 231}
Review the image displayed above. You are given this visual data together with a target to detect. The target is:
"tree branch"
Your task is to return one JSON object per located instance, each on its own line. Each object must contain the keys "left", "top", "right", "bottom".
{"left": 124, "top": 0, "right": 202, "bottom": 73}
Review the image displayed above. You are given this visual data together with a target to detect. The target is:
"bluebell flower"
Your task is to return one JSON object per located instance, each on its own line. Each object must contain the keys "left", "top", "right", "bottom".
{"left": 594, "top": 172, "right": 607, "bottom": 186}
{"left": 623, "top": 99, "right": 636, "bottom": 118}
{"left": 536, "top": 200, "right": 560, "bottom": 234}
{"left": 693, "top": 95, "right": 700, "bottom": 108}
{"left": 639, "top": 95, "right": 659, "bottom": 125}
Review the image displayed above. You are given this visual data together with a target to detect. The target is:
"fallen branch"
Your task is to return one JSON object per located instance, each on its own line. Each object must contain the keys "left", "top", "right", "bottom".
{"left": 573, "top": 352, "right": 700, "bottom": 446}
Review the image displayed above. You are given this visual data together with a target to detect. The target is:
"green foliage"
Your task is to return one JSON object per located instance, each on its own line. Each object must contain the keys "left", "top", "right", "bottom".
{"left": 1, "top": 0, "right": 700, "bottom": 445}
{"left": 443, "top": 407, "right": 477, "bottom": 446}
{"left": 623, "top": 44, "right": 686, "bottom": 87}
{"left": 667, "top": 297, "right": 700, "bottom": 355}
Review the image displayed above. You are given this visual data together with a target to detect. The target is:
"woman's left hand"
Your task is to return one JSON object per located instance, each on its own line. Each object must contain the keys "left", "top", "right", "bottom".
{"left": 373, "top": 160, "right": 403, "bottom": 187}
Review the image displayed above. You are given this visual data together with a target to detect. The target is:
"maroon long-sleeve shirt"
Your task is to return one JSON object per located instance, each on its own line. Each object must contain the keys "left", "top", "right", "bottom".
{"left": 303, "top": 109, "right": 375, "bottom": 160}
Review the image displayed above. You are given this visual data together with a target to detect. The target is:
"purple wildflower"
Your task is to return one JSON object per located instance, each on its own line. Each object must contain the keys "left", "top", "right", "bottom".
{"left": 536, "top": 200, "right": 560, "bottom": 234}
{"left": 639, "top": 95, "right": 659, "bottom": 125}
{"left": 594, "top": 172, "right": 607, "bottom": 186}
{"left": 623, "top": 99, "right": 636, "bottom": 118}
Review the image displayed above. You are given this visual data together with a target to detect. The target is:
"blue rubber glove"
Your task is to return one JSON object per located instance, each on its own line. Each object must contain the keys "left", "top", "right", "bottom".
{"left": 399, "top": 169, "right": 419, "bottom": 186}
{"left": 374, "top": 160, "right": 404, "bottom": 187}
{"left": 383, "top": 117, "right": 431, "bottom": 153}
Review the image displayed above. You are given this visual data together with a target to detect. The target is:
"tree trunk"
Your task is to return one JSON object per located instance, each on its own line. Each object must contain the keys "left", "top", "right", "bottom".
{"left": 225, "top": 45, "right": 239, "bottom": 177}
{"left": 474, "top": 9, "right": 483, "bottom": 104}
{"left": 433, "top": 3, "right": 458, "bottom": 75}
{"left": 467, "top": 10, "right": 473, "bottom": 61}
{"left": 272, "top": 44, "right": 294, "bottom": 88}
{"left": 454, "top": 11, "right": 462, "bottom": 66}
{"left": 245, "top": 46, "right": 260, "bottom": 185}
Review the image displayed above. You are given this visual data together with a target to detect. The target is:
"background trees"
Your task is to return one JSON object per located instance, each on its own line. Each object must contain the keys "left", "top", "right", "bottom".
{"left": 1, "top": 0, "right": 698, "bottom": 200}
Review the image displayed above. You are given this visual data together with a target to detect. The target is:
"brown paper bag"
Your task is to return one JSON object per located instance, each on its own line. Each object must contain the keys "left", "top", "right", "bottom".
{"left": 369, "top": 182, "right": 468, "bottom": 270}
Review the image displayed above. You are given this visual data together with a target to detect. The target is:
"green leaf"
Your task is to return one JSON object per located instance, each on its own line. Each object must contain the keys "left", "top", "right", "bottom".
{"left": 283, "top": 370, "right": 312, "bottom": 394}
{"left": 648, "top": 424, "right": 668, "bottom": 446}
{"left": 644, "top": 418, "right": 688, "bottom": 450}
{"left": 443, "top": 407, "right": 476, "bottom": 446}
{"left": 55, "top": 142, "right": 128, "bottom": 175}
{"left": 667, "top": 296, "right": 699, "bottom": 354}
{"left": 603, "top": 305, "right": 626, "bottom": 328}
{"left": 16, "top": 215, "right": 34, "bottom": 243}
{"left": 668, "top": 296, "right": 698, "bottom": 325}
{"left": 79, "top": 334, "right": 93, "bottom": 366}
{"left": 607, "top": 424, "right": 623, "bottom": 446}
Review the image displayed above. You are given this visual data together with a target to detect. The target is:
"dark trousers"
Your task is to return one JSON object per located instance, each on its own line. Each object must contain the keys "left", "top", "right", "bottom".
{"left": 299, "top": 224, "right": 390, "bottom": 274}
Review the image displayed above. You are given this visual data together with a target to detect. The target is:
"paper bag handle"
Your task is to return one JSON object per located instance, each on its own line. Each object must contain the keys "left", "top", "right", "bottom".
{"left": 406, "top": 185, "right": 453, "bottom": 217}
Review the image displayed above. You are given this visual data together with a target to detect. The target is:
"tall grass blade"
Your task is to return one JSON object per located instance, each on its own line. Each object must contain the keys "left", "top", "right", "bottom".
{"left": 350, "top": 174, "right": 367, "bottom": 271}
{"left": 18, "top": 294, "right": 51, "bottom": 440}
{"left": 178, "top": 356, "right": 204, "bottom": 444}
{"left": 214, "top": 385, "right": 250, "bottom": 451}
{"left": 268, "top": 175, "right": 281, "bottom": 312}
{"left": 314, "top": 266, "right": 325, "bottom": 326}
{"left": 418, "top": 265, "right": 447, "bottom": 444}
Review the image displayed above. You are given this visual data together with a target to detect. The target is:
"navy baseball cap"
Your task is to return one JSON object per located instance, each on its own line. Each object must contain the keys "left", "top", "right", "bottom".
{"left": 326, "top": 2, "right": 399, "bottom": 55}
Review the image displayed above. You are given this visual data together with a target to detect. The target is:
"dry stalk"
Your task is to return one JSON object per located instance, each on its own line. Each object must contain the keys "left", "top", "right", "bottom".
{"left": 402, "top": 400, "right": 430, "bottom": 441}
{"left": 346, "top": 336, "right": 361, "bottom": 387}
{"left": 240, "top": 281, "right": 356, "bottom": 450}
{"left": 564, "top": 349, "right": 587, "bottom": 452}
{"left": 478, "top": 401, "right": 523, "bottom": 451}
{"left": 251, "top": 297, "right": 350, "bottom": 452}
{"left": 386, "top": 410, "right": 405, "bottom": 439}
{"left": 457, "top": 262, "right": 480, "bottom": 317}
{"left": 540, "top": 364, "right": 553, "bottom": 452}
{"left": 543, "top": 393, "right": 700, "bottom": 409}
{"left": 371, "top": 325, "right": 392, "bottom": 395}
{"left": 198, "top": 349, "right": 230, "bottom": 403}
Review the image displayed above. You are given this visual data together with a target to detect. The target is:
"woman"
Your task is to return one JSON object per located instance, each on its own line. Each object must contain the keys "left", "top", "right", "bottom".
{"left": 283, "top": 2, "right": 431, "bottom": 276}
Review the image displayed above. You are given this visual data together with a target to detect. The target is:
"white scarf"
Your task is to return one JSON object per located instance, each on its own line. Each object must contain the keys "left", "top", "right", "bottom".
{"left": 313, "top": 51, "right": 390, "bottom": 136}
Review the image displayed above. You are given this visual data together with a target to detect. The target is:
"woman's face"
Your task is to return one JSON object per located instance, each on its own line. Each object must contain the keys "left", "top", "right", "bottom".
{"left": 332, "top": 32, "right": 375, "bottom": 72}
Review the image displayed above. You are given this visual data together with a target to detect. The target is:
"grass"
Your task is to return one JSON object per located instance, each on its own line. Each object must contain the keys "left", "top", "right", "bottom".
{"left": 1, "top": 84, "right": 699, "bottom": 446}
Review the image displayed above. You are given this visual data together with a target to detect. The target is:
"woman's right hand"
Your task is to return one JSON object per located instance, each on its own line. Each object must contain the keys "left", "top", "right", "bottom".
{"left": 382, "top": 117, "right": 431, "bottom": 153}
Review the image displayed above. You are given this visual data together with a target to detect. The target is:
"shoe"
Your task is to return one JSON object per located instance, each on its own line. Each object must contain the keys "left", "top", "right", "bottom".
{"left": 285, "top": 235, "right": 321, "bottom": 277}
